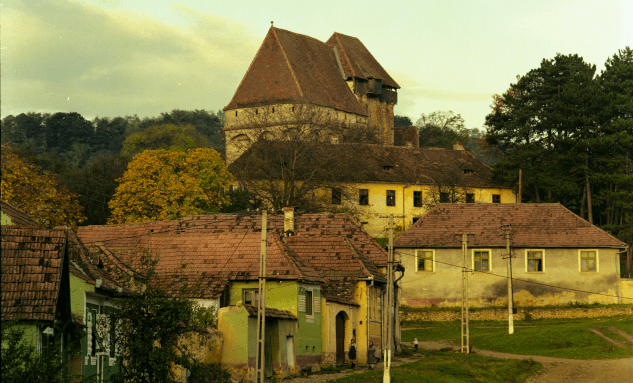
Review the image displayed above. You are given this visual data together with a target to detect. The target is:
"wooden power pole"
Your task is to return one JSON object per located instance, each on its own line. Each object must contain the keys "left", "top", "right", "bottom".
{"left": 459, "top": 232, "right": 473, "bottom": 354}
{"left": 255, "top": 211, "right": 267, "bottom": 383}
{"left": 504, "top": 225, "right": 515, "bottom": 334}
{"left": 383, "top": 214, "right": 394, "bottom": 383}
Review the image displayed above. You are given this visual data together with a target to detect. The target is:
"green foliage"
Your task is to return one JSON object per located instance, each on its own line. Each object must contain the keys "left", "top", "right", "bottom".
{"left": 110, "top": 252, "right": 225, "bottom": 383}
{"left": 394, "top": 115, "right": 413, "bottom": 127}
{"left": 187, "top": 361, "right": 232, "bottom": 383}
{"left": 401, "top": 315, "right": 633, "bottom": 359}
{"left": 1, "top": 322, "right": 76, "bottom": 383}
{"left": 326, "top": 351, "right": 540, "bottom": 383}
{"left": 121, "top": 123, "right": 209, "bottom": 155}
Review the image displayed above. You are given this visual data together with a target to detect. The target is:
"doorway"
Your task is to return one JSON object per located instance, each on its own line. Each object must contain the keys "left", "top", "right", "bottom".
{"left": 335, "top": 312, "right": 347, "bottom": 365}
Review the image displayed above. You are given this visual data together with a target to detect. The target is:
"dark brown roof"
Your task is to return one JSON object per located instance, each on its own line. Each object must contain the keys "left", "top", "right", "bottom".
{"left": 285, "top": 236, "right": 385, "bottom": 305}
{"left": 243, "top": 304, "right": 297, "bottom": 319}
{"left": 394, "top": 203, "right": 627, "bottom": 248}
{"left": 232, "top": 142, "right": 504, "bottom": 188}
{"left": 327, "top": 33, "right": 400, "bottom": 89}
{"left": 224, "top": 27, "right": 367, "bottom": 116}
{"left": 66, "top": 230, "right": 130, "bottom": 293}
{"left": 1, "top": 227, "right": 65, "bottom": 321}
{"left": 1, "top": 200, "right": 38, "bottom": 227}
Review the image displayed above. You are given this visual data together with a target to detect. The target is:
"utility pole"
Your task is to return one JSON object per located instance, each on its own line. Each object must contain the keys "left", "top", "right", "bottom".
{"left": 458, "top": 232, "right": 473, "bottom": 354}
{"left": 383, "top": 214, "right": 394, "bottom": 383}
{"left": 503, "top": 225, "right": 515, "bottom": 334}
{"left": 518, "top": 169, "right": 522, "bottom": 203}
{"left": 255, "top": 211, "right": 267, "bottom": 383}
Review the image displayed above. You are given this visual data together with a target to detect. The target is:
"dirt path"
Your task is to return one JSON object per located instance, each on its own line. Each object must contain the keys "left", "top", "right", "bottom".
{"left": 418, "top": 340, "right": 633, "bottom": 383}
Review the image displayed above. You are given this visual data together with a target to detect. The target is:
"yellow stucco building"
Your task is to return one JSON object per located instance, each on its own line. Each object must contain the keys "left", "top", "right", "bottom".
{"left": 394, "top": 203, "right": 628, "bottom": 307}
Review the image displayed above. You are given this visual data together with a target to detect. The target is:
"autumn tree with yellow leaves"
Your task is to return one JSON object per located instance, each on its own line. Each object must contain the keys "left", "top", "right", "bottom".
{"left": 1, "top": 145, "right": 86, "bottom": 227}
{"left": 108, "top": 148, "right": 233, "bottom": 224}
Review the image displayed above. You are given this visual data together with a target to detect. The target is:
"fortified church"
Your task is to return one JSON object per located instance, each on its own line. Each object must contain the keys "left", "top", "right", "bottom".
{"left": 223, "top": 26, "right": 401, "bottom": 164}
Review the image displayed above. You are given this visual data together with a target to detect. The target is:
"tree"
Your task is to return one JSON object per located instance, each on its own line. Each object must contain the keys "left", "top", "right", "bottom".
{"left": 595, "top": 47, "right": 633, "bottom": 277}
{"left": 108, "top": 148, "right": 233, "bottom": 224}
{"left": 394, "top": 115, "right": 413, "bottom": 127}
{"left": 121, "top": 123, "right": 209, "bottom": 155}
{"left": 485, "top": 53, "right": 597, "bottom": 206}
{"left": 416, "top": 110, "right": 469, "bottom": 149}
{"left": 111, "top": 253, "right": 231, "bottom": 383}
{"left": 228, "top": 103, "right": 380, "bottom": 215}
{"left": 159, "top": 109, "right": 224, "bottom": 150}
{"left": 1, "top": 321, "right": 79, "bottom": 383}
{"left": 70, "top": 154, "right": 132, "bottom": 225}
{"left": 1, "top": 145, "right": 85, "bottom": 227}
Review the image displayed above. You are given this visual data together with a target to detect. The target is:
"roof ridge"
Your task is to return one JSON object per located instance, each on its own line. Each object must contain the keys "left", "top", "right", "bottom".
{"left": 272, "top": 27, "right": 305, "bottom": 100}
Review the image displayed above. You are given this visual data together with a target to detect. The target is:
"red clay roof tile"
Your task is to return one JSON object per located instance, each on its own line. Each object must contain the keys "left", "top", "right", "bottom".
{"left": 394, "top": 203, "right": 626, "bottom": 248}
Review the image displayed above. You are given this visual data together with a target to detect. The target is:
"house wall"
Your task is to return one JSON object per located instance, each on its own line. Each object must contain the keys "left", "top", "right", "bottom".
{"left": 229, "top": 280, "right": 299, "bottom": 314}
{"left": 349, "top": 183, "right": 516, "bottom": 238}
{"left": 69, "top": 274, "right": 94, "bottom": 324}
{"left": 352, "top": 281, "right": 383, "bottom": 365}
{"left": 218, "top": 305, "right": 251, "bottom": 380}
{"left": 296, "top": 284, "right": 322, "bottom": 369}
{"left": 321, "top": 301, "right": 358, "bottom": 366}
{"left": 396, "top": 247, "right": 622, "bottom": 307}
{"left": 1, "top": 211, "right": 13, "bottom": 225}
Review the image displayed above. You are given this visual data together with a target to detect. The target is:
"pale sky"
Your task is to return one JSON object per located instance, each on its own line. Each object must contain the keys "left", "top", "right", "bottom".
{"left": 2, "top": 0, "right": 631, "bottom": 130}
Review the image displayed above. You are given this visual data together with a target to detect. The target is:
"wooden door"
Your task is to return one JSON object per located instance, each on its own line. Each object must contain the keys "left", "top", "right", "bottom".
{"left": 336, "top": 312, "right": 346, "bottom": 365}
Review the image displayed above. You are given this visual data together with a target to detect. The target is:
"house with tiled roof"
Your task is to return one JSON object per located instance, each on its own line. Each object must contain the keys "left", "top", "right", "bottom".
{"left": 230, "top": 141, "right": 516, "bottom": 238}
{"left": 223, "top": 26, "right": 400, "bottom": 165}
{"left": 393, "top": 203, "right": 630, "bottom": 307}
{"left": 1, "top": 210, "right": 130, "bottom": 382}
{"left": 76, "top": 209, "right": 390, "bottom": 380}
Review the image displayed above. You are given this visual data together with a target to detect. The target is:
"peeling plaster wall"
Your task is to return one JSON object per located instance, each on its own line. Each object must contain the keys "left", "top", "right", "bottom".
{"left": 397, "top": 247, "right": 622, "bottom": 307}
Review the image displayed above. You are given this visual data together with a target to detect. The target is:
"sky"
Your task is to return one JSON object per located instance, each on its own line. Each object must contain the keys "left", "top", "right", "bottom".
{"left": 2, "top": 0, "right": 631, "bottom": 130}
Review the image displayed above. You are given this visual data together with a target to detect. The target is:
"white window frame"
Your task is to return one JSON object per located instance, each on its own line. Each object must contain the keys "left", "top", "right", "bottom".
{"left": 472, "top": 249, "right": 492, "bottom": 272}
{"left": 578, "top": 249, "right": 599, "bottom": 273}
{"left": 415, "top": 249, "right": 435, "bottom": 272}
{"left": 525, "top": 249, "right": 545, "bottom": 273}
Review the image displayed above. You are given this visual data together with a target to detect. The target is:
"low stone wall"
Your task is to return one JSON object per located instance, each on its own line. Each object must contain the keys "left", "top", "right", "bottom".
{"left": 401, "top": 306, "right": 633, "bottom": 322}
{"left": 621, "top": 279, "right": 633, "bottom": 302}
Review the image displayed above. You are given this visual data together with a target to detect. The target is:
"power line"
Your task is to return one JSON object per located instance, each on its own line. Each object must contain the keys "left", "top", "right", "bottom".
{"left": 392, "top": 249, "right": 633, "bottom": 301}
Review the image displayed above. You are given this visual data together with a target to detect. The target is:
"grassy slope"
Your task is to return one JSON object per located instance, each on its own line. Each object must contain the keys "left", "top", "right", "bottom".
{"left": 402, "top": 316, "right": 633, "bottom": 359}
{"left": 327, "top": 351, "right": 541, "bottom": 383}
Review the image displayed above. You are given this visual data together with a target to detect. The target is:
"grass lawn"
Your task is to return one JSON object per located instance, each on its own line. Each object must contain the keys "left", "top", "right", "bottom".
{"left": 402, "top": 315, "right": 633, "bottom": 359}
{"left": 325, "top": 351, "right": 541, "bottom": 383}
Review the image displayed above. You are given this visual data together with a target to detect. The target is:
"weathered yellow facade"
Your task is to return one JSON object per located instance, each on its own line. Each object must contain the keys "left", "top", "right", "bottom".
{"left": 320, "top": 281, "right": 383, "bottom": 366}
{"left": 345, "top": 182, "right": 516, "bottom": 238}
{"left": 397, "top": 246, "right": 623, "bottom": 307}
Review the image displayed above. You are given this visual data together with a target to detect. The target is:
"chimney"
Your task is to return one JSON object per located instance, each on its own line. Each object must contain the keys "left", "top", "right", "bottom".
{"left": 283, "top": 207, "right": 294, "bottom": 236}
{"left": 453, "top": 142, "right": 464, "bottom": 151}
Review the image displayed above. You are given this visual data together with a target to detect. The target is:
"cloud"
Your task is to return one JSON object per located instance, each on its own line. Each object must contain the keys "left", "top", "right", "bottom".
{"left": 1, "top": 0, "right": 260, "bottom": 118}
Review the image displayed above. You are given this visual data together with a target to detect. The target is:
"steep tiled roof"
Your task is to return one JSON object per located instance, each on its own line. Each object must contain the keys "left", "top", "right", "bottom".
{"left": 224, "top": 27, "right": 367, "bottom": 116}
{"left": 77, "top": 213, "right": 387, "bottom": 301}
{"left": 138, "top": 233, "right": 324, "bottom": 298}
{"left": 1, "top": 227, "right": 66, "bottom": 321}
{"left": 66, "top": 230, "right": 130, "bottom": 293}
{"left": 394, "top": 204, "right": 626, "bottom": 248}
{"left": 243, "top": 304, "right": 297, "bottom": 319}
{"left": 285, "top": 236, "right": 386, "bottom": 305}
{"left": 1, "top": 200, "right": 38, "bottom": 227}
{"left": 327, "top": 33, "right": 400, "bottom": 89}
{"left": 231, "top": 142, "right": 504, "bottom": 188}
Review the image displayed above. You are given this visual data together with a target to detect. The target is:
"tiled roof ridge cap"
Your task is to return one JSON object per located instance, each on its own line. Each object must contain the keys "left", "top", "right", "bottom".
{"left": 96, "top": 244, "right": 136, "bottom": 277}
{"left": 329, "top": 33, "right": 357, "bottom": 79}
{"left": 52, "top": 227, "right": 68, "bottom": 324}
{"left": 271, "top": 27, "right": 305, "bottom": 100}
{"left": 274, "top": 26, "right": 327, "bottom": 44}
{"left": 276, "top": 236, "right": 324, "bottom": 283}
